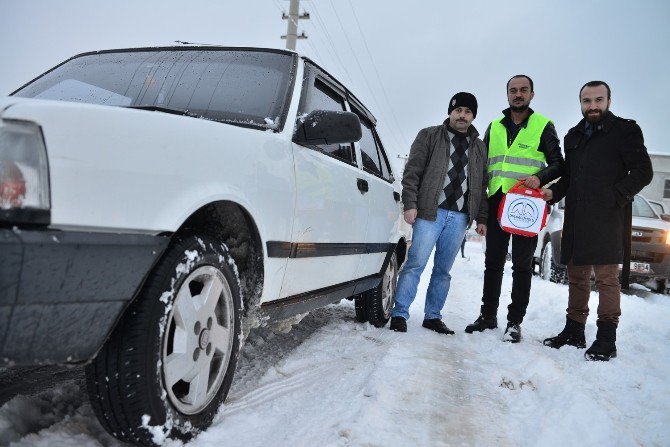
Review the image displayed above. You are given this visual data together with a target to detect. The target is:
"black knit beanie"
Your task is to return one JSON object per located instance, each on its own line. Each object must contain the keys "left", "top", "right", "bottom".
{"left": 448, "top": 92, "right": 478, "bottom": 118}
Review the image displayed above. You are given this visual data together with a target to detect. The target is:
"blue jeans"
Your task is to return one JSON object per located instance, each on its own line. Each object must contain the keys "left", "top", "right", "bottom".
{"left": 392, "top": 208, "right": 468, "bottom": 320}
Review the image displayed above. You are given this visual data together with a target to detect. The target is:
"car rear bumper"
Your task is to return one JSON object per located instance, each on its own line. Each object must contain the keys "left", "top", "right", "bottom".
{"left": 1, "top": 228, "right": 169, "bottom": 367}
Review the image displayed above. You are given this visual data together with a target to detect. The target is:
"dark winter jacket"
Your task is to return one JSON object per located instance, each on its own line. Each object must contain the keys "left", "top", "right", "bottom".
{"left": 401, "top": 121, "right": 488, "bottom": 226}
{"left": 482, "top": 108, "right": 564, "bottom": 186}
{"left": 549, "top": 111, "right": 653, "bottom": 265}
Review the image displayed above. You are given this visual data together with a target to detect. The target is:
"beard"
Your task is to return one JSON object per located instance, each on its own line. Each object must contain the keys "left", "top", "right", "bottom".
{"left": 510, "top": 103, "right": 529, "bottom": 113}
{"left": 583, "top": 107, "right": 609, "bottom": 123}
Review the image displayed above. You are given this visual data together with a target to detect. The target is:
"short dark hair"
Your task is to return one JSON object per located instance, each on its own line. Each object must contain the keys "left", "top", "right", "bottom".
{"left": 579, "top": 80, "right": 611, "bottom": 99}
{"left": 507, "top": 74, "right": 534, "bottom": 92}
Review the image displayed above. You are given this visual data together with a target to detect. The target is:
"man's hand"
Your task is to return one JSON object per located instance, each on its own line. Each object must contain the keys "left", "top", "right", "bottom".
{"left": 476, "top": 223, "right": 487, "bottom": 236}
{"left": 519, "top": 175, "right": 541, "bottom": 189}
{"left": 403, "top": 209, "right": 418, "bottom": 225}
{"left": 541, "top": 188, "right": 553, "bottom": 202}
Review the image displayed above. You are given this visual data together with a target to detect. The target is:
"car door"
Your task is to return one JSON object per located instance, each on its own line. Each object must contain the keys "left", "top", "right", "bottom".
{"left": 279, "top": 72, "right": 369, "bottom": 298}
{"left": 351, "top": 104, "right": 400, "bottom": 275}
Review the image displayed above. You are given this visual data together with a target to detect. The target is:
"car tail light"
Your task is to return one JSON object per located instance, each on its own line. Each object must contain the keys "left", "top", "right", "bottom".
{"left": 0, "top": 161, "right": 26, "bottom": 206}
{"left": 0, "top": 119, "right": 50, "bottom": 214}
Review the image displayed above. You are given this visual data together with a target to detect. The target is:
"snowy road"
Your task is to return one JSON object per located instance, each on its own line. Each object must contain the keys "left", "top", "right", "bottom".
{"left": 2, "top": 241, "right": 670, "bottom": 446}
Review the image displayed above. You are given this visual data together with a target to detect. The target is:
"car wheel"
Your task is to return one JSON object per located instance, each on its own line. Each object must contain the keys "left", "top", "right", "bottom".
{"left": 540, "top": 241, "right": 566, "bottom": 284}
{"left": 539, "top": 241, "right": 553, "bottom": 281}
{"left": 85, "top": 234, "right": 242, "bottom": 446}
{"left": 653, "top": 278, "right": 667, "bottom": 294}
{"left": 361, "top": 252, "right": 398, "bottom": 328}
{"left": 353, "top": 294, "right": 368, "bottom": 322}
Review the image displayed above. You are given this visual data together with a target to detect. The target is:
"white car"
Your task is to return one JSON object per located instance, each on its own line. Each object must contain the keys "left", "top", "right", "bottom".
{"left": 0, "top": 46, "right": 408, "bottom": 445}
{"left": 535, "top": 194, "right": 670, "bottom": 291}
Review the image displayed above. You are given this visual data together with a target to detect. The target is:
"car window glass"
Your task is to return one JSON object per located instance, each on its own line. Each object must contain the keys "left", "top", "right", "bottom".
{"left": 303, "top": 80, "right": 355, "bottom": 163}
{"left": 374, "top": 132, "right": 393, "bottom": 181}
{"left": 632, "top": 196, "right": 656, "bottom": 218}
{"left": 13, "top": 50, "right": 295, "bottom": 130}
{"left": 357, "top": 116, "right": 383, "bottom": 176}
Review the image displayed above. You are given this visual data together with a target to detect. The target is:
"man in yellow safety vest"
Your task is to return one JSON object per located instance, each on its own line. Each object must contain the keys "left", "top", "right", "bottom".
{"left": 465, "top": 75, "right": 564, "bottom": 342}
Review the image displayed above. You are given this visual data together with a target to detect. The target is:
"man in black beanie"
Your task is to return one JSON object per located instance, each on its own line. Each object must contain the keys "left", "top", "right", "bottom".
{"left": 391, "top": 92, "right": 488, "bottom": 334}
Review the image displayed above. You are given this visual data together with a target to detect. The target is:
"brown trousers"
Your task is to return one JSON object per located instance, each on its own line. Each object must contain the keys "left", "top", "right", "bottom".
{"left": 566, "top": 261, "right": 621, "bottom": 326}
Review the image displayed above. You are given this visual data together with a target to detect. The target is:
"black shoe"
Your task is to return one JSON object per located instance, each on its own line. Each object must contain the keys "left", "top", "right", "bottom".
{"left": 585, "top": 321, "right": 617, "bottom": 361}
{"left": 465, "top": 314, "right": 497, "bottom": 333}
{"left": 543, "top": 317, "right": 586, "bottom": 349}
{"left": 422, "top": 318, "right": 455, "bottom": 335}
{"left": 389, "top": 316, "right": 407, "bottom": 332}
{"left": 503, "top": 322, "right": 521, "bottom": 343}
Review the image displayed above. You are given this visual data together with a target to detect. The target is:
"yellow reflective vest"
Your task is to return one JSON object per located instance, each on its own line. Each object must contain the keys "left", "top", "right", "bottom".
{"left": 487, "top": 113, "right": 551, "bottom": 196}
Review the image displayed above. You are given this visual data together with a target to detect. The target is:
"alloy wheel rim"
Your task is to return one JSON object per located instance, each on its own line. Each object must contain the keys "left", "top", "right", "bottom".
{"left": 542, "top": 244, "right": 552, "bottom": 280}
{"left": 381, "top": 256, "right": 397, "bottom": 316}
{"left": 162, "top": 265, "right": 235, "bottom": 415}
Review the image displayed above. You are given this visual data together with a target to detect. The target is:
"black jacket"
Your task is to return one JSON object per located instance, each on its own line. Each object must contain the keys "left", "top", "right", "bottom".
{"left": 483, "top": 108, "right": 564, "bottom": 187}
{"left": 549, "top": 111, "right": 653, "bottom": 265}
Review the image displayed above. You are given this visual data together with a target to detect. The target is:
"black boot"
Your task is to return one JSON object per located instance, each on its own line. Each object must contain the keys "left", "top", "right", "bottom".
{"left": 422, "top": 318, "right": 455, "bottom": 335}
{"left": 585, "top": 321, "right": 617, "bottom": 361}
{"left": 543, "top": 317, "right": 586, "bottom": 349}
{"left": 389, "top": 316, "right": 407, "bottom": 332}
{"left": 465, "top": 314, "right": 498, "bottom": 333}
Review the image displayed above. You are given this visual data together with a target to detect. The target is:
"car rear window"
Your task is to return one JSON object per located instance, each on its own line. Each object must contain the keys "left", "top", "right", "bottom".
{"left": 13, "top": 49, "right": 296, "bottom": 130}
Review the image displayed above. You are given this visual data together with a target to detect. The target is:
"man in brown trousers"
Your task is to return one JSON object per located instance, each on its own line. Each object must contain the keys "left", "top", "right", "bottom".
{"left": 541, "top": 81, "right": 653, "bottom": 361}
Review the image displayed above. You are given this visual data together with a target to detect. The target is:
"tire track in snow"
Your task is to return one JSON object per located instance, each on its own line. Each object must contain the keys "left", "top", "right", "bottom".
{"left": 201, "top": 318, "right": 403, "bottom": 446}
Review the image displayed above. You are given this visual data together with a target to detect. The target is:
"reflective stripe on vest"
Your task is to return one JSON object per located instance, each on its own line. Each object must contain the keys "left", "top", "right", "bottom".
{"left": 487, "top": 113, "right": 550, "bottom": 196}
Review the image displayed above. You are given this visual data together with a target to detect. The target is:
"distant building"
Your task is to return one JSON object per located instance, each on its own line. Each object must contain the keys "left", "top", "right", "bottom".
{"left": 640, "top": 153, "right": 670, "bottom": 208}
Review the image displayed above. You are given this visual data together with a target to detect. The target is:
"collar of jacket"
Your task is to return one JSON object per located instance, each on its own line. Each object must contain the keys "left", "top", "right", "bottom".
{"left": 572, "top": 111, "right": 616, "bottom": 135}
{"left": 501, "top": 107, "right": 535, "bottom": 129}
{"left": 441, "top": 119, "right": 480, "bottom": 140}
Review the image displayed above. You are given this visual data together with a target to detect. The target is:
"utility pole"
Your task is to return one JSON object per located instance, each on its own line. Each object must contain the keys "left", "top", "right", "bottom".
{"left": 281, "top": 0, "right": 309, "bottom": 50}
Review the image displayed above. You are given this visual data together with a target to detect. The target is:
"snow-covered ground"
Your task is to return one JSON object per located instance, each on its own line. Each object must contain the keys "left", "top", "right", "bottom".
{"left": 2, "top": 241, "right": 670, "bottom": 446}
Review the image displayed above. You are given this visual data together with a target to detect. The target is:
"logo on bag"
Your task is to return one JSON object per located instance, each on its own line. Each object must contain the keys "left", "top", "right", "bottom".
{"left": 507, "top": 197, "right": 539, "bottom": 229}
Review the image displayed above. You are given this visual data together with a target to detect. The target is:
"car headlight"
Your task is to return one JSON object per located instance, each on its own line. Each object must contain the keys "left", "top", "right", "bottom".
{"left": 665, "top": 230, "right": 670, "bottom": 245}
{"left": 0, "top": 119, "right": 50, "bottom": 224}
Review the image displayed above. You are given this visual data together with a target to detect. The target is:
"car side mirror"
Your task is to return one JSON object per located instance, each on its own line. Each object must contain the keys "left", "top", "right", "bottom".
{"left": 661, "top": 214, "right": 670, "bottom": 222}
{"left": 294, "top": 110, "right": 362, "bottom": 146}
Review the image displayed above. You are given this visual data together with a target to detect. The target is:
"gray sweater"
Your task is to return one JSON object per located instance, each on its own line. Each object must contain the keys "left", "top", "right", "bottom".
{"left": 401, "top": 122, "right": 488, "bottom": 226}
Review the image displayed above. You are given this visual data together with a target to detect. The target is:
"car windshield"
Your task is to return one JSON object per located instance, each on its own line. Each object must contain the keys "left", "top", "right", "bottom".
{"left": 13, "top": 48, "right": 296, "bottom": 130}
{"left": 632, "top": 195, "right": 658, "bottom": 218}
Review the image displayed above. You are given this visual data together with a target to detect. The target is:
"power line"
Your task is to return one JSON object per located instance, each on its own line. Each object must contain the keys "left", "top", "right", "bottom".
{"left": 303, "top": 0, "right": 355, "bottom": 86}
{"left": 270, "top": 0, "right": 283, "bottom": 14}
{"left": 326, "top": 0, "right": 404, "bottom": 152}
{"left": 347, "top": 0, "right": 409, "bottom": 150}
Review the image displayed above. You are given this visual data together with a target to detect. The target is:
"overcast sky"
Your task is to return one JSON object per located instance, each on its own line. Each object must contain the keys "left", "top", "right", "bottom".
{"left": 1, "top": 0, "right": 668, "bottom": 171}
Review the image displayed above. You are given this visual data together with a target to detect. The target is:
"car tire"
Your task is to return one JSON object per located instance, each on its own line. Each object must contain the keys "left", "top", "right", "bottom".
{"left": 540, "top": 240, "right": 567, "bottom": 284}
{"left": 85, "top": 234, "right": 242, "bottom": 446}
{"left": 360, "top": 252, "right": 398, "bottom": 328}
{"left": 353, "top": 294, "right": 368, "bottom": 322}
{"left": 653, "top": 278, "right": 667, "bottom": 294}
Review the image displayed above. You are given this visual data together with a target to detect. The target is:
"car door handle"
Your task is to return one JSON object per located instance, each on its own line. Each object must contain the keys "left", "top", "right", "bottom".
{"left": 393, "top": 192, "right": 400, "bottom": 202}
{"left": 357, "top": 178, "right": 369, "bottom": 194}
